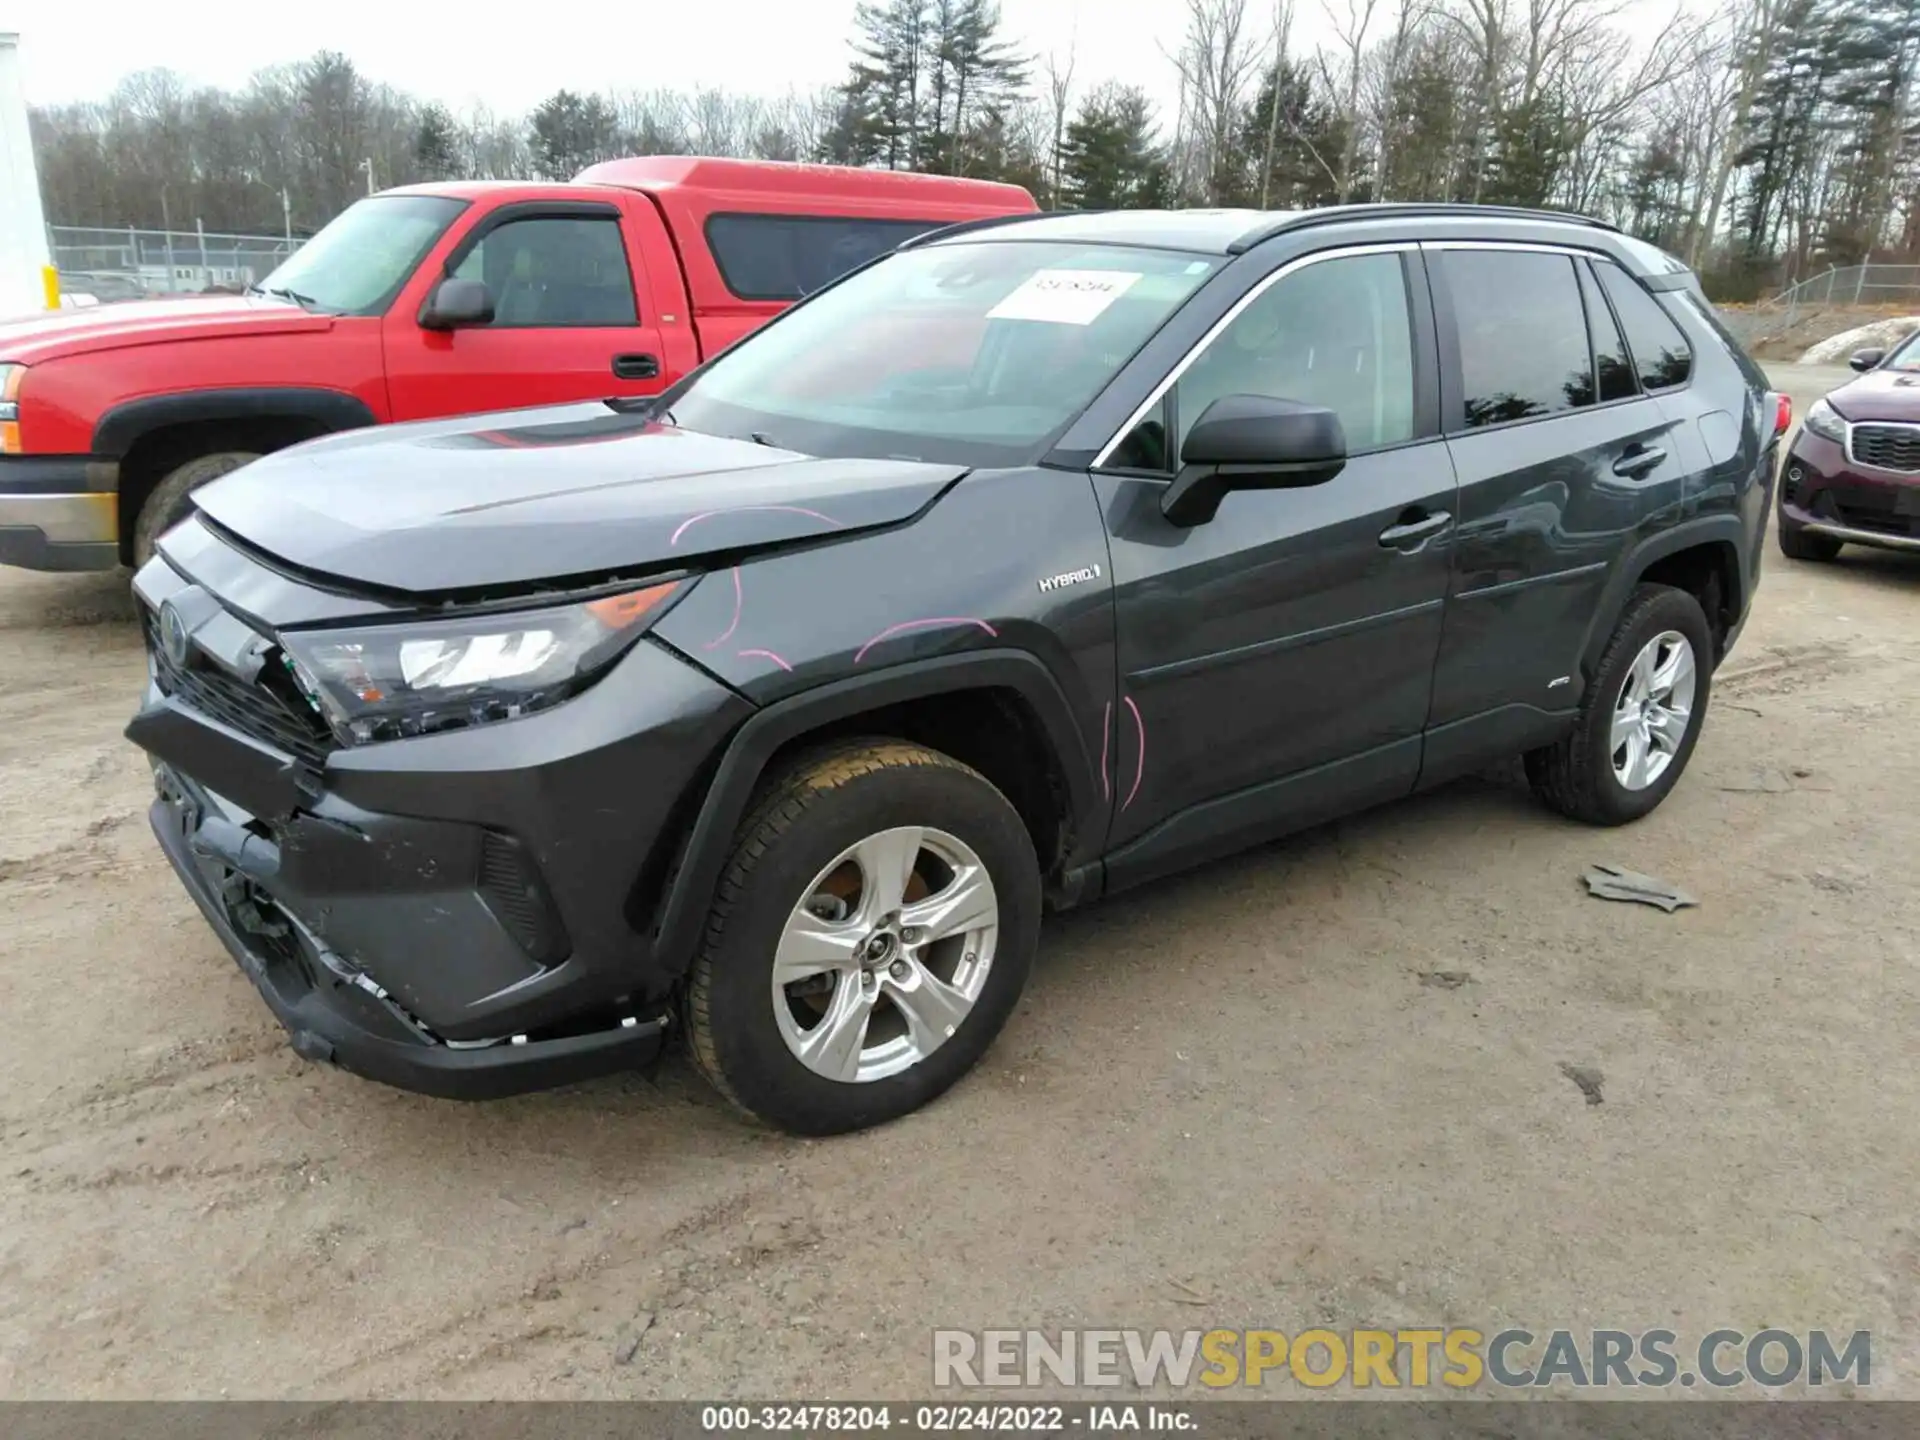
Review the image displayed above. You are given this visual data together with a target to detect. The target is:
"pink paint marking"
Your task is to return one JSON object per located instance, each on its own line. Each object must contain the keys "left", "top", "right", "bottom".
{"left": 738, "top": 648, "right": 794, "bottom": 673}
{"left": 1122, "top": 696, "right": 1146, "bottom": 811}
{"left": 1099, "top": 701, "right": 1112, "bottom": 802}
{"left": 703, "top": 567, "right": 743, "bottom": 650}
{"left": 853, "top": 617, "right": 999, "bottom": 666}
{"left": 669, "top": 505, "right": 839, "bottom": 547}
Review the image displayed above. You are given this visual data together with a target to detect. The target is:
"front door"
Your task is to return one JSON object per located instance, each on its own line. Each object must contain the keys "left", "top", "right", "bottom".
{"left": 382, "top": 202, "right": 667, "bottom": 422}
{"left": 1091, "top": 246, "right": 1458, "bottom": 887}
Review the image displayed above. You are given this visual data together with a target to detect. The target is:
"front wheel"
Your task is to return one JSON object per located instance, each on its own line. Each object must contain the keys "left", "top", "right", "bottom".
{"left": 1777, "top": 518, "right": 1843, "bottom": 562}
{"left": 1525, "top": 583, "right": 1714, "bottom": 825}
{"left": 131, "top": 451, "right": 259, "bottom": 568}
{"left": 684, "top": 739, "right": 1040, "bottom": 1135}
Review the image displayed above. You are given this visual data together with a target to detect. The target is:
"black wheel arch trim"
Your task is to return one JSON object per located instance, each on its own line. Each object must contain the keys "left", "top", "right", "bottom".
{"left": 92, "top": 388, "right": 379, "bottom": 459}
{"left": 650, "top": 649, "right": 1099, "bottom": 976}
{"left": 1580, "top": 514, "right": 1748, "bottom": 676}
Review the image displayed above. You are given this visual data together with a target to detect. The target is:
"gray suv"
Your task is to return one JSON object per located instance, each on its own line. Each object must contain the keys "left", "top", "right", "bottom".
{"left": 126, "top": 203, "right": 1782, "bottom": 1134}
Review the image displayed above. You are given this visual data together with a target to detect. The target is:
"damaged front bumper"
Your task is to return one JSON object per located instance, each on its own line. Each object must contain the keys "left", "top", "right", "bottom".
{"left": 147, "top": 762, "right": 671, "bottom": 1100}
{"left": 124, "top": 522, "right": 755, "bottom": 1101}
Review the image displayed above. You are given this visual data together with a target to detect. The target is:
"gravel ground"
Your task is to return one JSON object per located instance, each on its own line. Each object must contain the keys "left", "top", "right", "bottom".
{"left": 0, "top": 364, "right": 1914, "bottom": 1401}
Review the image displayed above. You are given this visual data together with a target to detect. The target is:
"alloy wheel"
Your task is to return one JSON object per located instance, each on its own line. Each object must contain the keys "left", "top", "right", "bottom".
{"left": 1611, "top": 629, "right": 1697, "bottom": 791}
{"left": 771, "top": 826, "right": 1000, "bottom": 1083}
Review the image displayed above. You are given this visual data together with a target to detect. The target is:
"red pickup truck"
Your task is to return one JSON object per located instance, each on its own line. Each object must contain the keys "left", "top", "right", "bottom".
{"left": 0, "top": 157, "right": 1035, "bottom": 572}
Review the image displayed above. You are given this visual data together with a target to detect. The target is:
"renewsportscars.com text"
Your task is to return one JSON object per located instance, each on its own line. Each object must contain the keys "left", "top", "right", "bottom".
{"left": 932, "top": 1327, "right": 1871, "bottom": 1390}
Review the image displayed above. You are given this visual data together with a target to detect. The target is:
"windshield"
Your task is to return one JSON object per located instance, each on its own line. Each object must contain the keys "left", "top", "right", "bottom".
{"left": 1881, "top": 327, "right": 1920, "bottom": 371}
{"left": 255, "top": 195, "right": 465, "bottom": 316}
{"left": 665, "top": 240, "right": 1221, "bottom": 465}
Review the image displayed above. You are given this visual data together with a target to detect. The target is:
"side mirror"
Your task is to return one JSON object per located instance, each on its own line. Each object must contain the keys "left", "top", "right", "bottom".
{"left": 421, "top": 277, "right": 495, "bottom": 331}
{"left": 1160, "top": 395, "right": 1347, "bottom": 527}
{"left": 1850, "top": 347, "right": 1885, "bottom": 373}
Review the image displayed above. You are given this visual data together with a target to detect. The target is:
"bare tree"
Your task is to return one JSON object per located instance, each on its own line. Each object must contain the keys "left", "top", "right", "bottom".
{"left": 1165, "top": 0, "right": 1263, "bottom": 202}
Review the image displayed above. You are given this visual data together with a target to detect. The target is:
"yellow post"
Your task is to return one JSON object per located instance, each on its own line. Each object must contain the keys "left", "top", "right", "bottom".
{"left": 41, "top": 264, "right": 58, "bottom": 310}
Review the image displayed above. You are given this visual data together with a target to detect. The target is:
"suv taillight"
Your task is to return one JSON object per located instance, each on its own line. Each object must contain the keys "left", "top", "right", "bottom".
{"left": 1773, "top": 393, "right": 1793, "bottom": 436}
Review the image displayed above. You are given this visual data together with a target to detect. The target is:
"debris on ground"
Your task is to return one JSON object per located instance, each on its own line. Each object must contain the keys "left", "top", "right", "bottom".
{"left": 1559, "top": 1063, "right": 1605, "bottom": 1106}
{"left": 1718, "top": 765, "right": 1825, "bottom": 794}
{"left": 1582, "top": 864, "right": 1698, "bottom": 913}
{"left": 1418, "top": 970, "right": 1472, "bottom": 989}
{"left": 613, "top": 1310, "right": 656, "bottom": 1365}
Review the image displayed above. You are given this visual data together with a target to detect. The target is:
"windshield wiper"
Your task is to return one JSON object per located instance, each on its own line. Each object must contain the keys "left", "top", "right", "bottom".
{"left": 247, "top": 283, "right": 331, "bottom": 312}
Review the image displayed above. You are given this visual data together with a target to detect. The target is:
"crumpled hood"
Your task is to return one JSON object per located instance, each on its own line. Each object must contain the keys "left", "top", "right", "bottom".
{"left": 188, "top": 402, "right": 967, "bottom": 595}
{"left": 0, "top": 295, "right": 332, "bottom": 364}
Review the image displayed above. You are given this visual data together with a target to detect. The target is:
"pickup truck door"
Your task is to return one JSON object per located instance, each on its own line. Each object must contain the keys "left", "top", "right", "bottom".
{"left": 381, "top": 199, "right": 673, "bottom": 422}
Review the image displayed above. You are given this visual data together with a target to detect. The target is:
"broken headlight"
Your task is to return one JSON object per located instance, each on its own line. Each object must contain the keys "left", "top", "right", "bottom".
{"left": 277, "top": 581, "right": 683, "bottom": 745}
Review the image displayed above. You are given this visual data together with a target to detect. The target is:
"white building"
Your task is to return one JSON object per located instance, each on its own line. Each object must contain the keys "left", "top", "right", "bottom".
{"left": 0, "top": 31, "right": 54, "bottom": 320}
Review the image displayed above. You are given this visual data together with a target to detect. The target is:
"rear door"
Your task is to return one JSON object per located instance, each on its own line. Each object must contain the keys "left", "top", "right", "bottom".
{"left": 382, "top": 200, "right": 669, "bottom": 421}
{"left": 1423, "top": 243, "right": 1694, "bottom": 783}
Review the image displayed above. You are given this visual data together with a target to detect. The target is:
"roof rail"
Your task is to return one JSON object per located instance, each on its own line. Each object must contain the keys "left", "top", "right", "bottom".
{"left": 1226, "top": 202, "right": 1618, "bottom": 254}
{"left": 896, "top": 209, "right": 1094, "bottom": 251}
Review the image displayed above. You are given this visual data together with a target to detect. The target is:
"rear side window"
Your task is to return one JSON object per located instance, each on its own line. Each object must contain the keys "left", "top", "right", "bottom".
{"left": 705, "top": 214, "right": 947, "bottom": 301}
{"left": 1577, "top": 261, "right": 1637, "bottom": 403}
{"left": 1445, "top": 250, "right": 1593, "bottom": 428}
{"left": 1595, "top": 260, "right": 1693, "bottom": 390}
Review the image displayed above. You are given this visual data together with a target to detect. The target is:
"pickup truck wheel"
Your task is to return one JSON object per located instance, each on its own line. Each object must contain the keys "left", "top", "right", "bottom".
{"left": 684, "top": 739, "right": 1039, "bottom": 1135}
{"left": 132, "top": 451, "right": 259, "bottom": 567}
{"left": 1525, "top": 584, "right": 1713, "bottom": 826}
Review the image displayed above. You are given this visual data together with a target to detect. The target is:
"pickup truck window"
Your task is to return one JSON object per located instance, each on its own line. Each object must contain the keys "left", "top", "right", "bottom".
{"left": 666, "top": 239, "right": 1219, "bottom": 467}
{"left": 705, "top": 213, "right": 946, "bottom": 301}
{"left": 450, "top": 215, "right": 638, "bottom": 327}
{"left": 256, "top": 195, "right": 465, "bottom": 317}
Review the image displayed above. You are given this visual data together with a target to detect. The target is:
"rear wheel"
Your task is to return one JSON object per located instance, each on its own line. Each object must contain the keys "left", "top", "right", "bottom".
{"left": 1526, "top": 584, "right": 1713, "bottom": 826}
{"left": 1777, "top": 518, "right": 1842, "bottom": 562}
{"left": 684, "top": 739, "right": 1039, "bottom": 1135}
{"left": 131, "top": 451, "right": 259, "bottom": 567}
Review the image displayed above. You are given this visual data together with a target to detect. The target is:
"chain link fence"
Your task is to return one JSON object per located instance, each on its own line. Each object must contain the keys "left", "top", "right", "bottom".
{"left": 1765, "top": 264, "right": 1920, "bottom": 325}
{"left": 48, "top": 226, "right": 302, "bottom": 303}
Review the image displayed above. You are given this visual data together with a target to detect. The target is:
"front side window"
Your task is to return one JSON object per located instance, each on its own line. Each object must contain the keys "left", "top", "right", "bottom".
{"left": 1446, "top": 250, "right": 1593, "bottom": 429}
{"left": 451, "top": 215, "right": 637, "bottom": 327}
{"left": 1136, "top": 251, "right": 1416, "bottom": 468}
{"left": 706, "top": 214, "right": 947, "bottom": 300}
{"left": 257, "top": 195, "right": 465, "bottom": 316}
{"left": 1594, "top": 260, "right": 1693, "bottom": 390}
{"left": 665, "top": 240, "right": 1220, "bottom": 467}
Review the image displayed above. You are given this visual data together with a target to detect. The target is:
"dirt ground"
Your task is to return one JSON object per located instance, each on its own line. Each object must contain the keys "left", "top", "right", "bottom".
{"left": 1, "top": 363, "right": 1915, "bottom": 1401}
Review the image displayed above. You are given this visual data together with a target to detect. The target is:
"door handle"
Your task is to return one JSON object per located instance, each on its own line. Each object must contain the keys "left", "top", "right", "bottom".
{"left": 612, "top": 353, "right": 660, "bottom": 381}
{"left": 1613, "top": 445, "right": 1667, "bottom": 478}
{"left": 1378, "top": 510, "right": 1452, "bottom": 548}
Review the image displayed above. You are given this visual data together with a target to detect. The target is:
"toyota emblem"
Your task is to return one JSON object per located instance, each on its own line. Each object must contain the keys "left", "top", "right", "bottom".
{"left": 157, "top": 600, "right": 192, "bottom": 668}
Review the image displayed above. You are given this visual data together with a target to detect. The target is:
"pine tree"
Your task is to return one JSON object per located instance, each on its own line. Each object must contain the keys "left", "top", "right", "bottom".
{"left": 413, "top": 103, "right": 459, "bottom": 181}
{"left": 1059, "top": 85, "right": 1172, "bottom": 209}
{"left": 529, "top": 90, "right": 621, "bottom": 180}
{"left": 1239, "top": 60, "right": 1345, "bottom": 209}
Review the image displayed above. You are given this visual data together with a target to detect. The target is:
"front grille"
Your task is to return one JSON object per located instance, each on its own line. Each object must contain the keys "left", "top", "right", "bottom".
{"left": 143, "top": 610, "right": 337, "bottom": 769}
{"left": 478, "top": 831, "right": 569, "bottom": 964}
{"left": 1850, "top": 424, "right": 1920, "bottom": 473}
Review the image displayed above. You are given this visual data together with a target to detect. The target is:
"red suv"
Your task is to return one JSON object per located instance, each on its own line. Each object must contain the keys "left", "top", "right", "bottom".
{"left": 1780, "top": 335, "right": 1920, "bottom": 559}
{"left": 0, "top": 157, "right": 1035, "bottom": 573}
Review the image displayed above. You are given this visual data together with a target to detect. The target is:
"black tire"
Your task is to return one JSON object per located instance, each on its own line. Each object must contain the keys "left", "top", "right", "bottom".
{"left": 132, "top": 451, "right": 259, "bottom": 567}
{"left": 684, "top": 739, "right": 1040, "bottom": 1135}
{"left": 1525, "top": 584, "right": 1714, "bottom": 826}
{"left": 1777, "top": 518, "right": 1842, "bottom": 562}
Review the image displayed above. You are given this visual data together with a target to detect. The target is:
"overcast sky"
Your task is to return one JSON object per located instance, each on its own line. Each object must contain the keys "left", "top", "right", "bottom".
{"left": 2, "top": 0, "right": 1272, "bottom": 120}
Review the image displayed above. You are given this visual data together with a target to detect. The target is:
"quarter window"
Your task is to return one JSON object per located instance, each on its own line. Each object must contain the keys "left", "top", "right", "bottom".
{"left": 1446, "top": 250, "right": 1593, "bottom": 429}
{"left": 1113, "top": 251, "right": 1416, "bottom": 471}
{"left": 451, "top": 215, "right": 637, "bottom": 327}
{"left": 1594, "top": 260, "right": 1694, "bottom": 390}
{"left": 1578, "top": 261, "right": 1637, "bottom": 403}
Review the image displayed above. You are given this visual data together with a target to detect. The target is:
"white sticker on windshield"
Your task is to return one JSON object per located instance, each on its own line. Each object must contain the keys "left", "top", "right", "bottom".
{"left": 987, "top": 269, "right": 1143, "bottom": 325}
